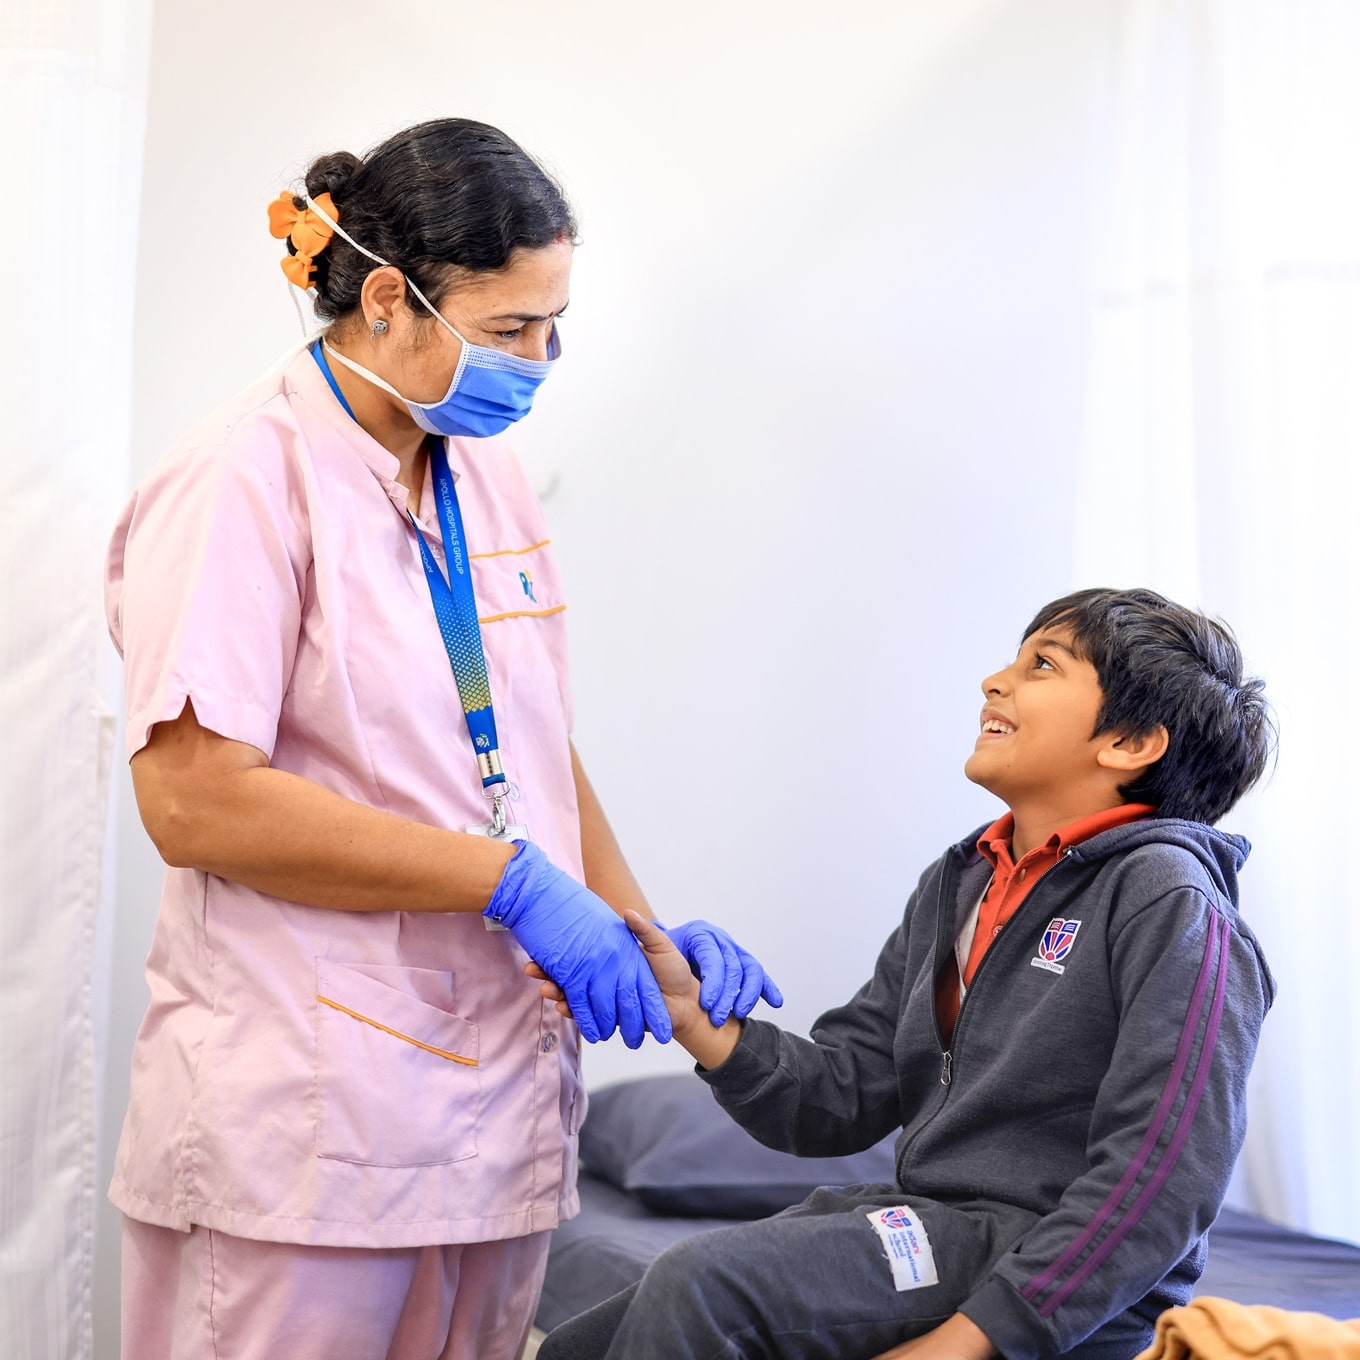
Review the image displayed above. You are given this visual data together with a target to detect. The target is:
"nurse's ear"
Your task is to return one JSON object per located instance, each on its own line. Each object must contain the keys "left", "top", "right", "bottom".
{"left": 358, "top": 265, "right": 407, "bottom": 345}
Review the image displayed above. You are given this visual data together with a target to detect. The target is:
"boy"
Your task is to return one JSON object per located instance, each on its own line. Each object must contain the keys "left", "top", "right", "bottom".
{"left": 538, "top": 587, "right": 1276, "bottom": 1360}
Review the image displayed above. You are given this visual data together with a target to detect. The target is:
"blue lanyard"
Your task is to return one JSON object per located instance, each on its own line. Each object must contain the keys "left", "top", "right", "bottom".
{"left": 412, "top": 447, "right": 506, "bottom": 788}
{"left": 310, "top": 342, "right": 506, "bottom": 791}
{"left": 310, "top": 340, "right": 351, "bottom": 415}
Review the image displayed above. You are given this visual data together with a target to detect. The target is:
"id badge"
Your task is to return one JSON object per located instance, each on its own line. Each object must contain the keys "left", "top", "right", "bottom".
{"left": 465, "top": 822, "right": 530, "bottom": 930}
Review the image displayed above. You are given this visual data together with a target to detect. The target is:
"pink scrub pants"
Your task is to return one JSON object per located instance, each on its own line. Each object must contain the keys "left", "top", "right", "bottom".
{"left": 121, "top": 1217, "right": 552, "bottom": 1360}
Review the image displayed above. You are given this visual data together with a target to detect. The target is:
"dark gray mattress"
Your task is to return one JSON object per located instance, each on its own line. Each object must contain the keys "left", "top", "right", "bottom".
{"left": 537, "top": 1173, "right": 1360, "bottom": 1334}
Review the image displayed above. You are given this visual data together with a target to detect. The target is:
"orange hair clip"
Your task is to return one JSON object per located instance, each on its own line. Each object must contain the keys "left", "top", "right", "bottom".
{"left": 267, "top": 190, "right": 338, "bottom": 289}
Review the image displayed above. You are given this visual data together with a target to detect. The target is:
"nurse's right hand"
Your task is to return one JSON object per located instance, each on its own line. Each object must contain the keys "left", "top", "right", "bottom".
{"left": 484, "top": 841, "right": 673, "bottom": 1049}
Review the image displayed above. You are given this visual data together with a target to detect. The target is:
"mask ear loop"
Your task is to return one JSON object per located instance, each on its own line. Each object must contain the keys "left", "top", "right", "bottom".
{"left": 300, "top": 190, "right": 386, "bottom": 269}
{"left": 300, "top": 190, "right": 474, "bottom": 391}
{"left": 286, "top": 278, "right": 314, "bottom": 339}
{"left": 321, "top": 340, "right": 411, "bottom": 401}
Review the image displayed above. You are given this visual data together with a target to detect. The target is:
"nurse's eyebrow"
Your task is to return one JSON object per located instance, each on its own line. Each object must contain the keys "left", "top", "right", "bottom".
{"left": 483, "top": 302, "right": 570, "bottom": 323}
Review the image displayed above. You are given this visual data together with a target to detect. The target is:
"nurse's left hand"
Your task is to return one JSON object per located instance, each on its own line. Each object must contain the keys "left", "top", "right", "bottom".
{"left": 661, "top": 920, "right": 783, "bottom": 1027}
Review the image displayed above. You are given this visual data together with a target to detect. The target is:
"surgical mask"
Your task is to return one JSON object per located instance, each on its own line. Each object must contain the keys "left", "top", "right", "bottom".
{"left": 323, "top": 326, "right": 558, "bottom": 439}
{"left": 303, "top": 193, "right": 559, "bottom": 439}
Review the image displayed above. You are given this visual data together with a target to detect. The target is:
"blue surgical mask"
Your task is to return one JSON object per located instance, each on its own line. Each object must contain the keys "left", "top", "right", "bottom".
{"left": 302, "top": 191, "right": 559, "bottom": 439}
{"left": 324, "top": 321, "right": 559, "bottom": 439}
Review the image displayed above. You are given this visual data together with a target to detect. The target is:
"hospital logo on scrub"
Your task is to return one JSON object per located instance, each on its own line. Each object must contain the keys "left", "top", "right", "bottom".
{"left": 1031, "top": 918, "right": 1081, "bottom": 975}
{"left": 519, "top": 570, "right": 537, "bottom": 603}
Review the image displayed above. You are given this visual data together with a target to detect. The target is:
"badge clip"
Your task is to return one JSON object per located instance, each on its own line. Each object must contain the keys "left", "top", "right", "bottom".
{"left": 466, "top": 786, "right": 527, "bottom": 930}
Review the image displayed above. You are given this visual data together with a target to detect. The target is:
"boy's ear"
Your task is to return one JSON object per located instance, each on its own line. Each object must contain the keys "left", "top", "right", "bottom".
{"left": 1096, "top": 725, "right": 1169, "bottom": 774}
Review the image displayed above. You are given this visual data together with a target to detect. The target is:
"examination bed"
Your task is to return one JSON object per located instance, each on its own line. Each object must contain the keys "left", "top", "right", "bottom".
{"left": 535, "top": 1075, "right": 1360, "bottom": 1335}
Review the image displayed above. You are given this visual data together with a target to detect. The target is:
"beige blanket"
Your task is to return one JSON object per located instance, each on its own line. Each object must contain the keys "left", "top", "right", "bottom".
{"left": 1136, "top": 1297, "right": 1360, "bottom": 1359}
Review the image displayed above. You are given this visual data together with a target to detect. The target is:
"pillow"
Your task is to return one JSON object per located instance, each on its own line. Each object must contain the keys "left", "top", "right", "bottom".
{"left": 579, "top": 1073, "right": 898, "bottom": 1218}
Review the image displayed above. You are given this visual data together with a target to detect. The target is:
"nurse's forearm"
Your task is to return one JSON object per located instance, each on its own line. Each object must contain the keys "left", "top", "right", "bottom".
{"left": 571, "top": 742, "right": 655, "bottom": 920}
{"left": 132, "top": 700, "right": 514, "bottom": 913}
{"left": 184, "top": 766, "right": 516, "bottom": 912}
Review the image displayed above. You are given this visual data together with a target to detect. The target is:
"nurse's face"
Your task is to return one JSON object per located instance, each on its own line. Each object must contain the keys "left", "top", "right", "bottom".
{"left": 384, "top": 237, "right": 573, "bottom": 405}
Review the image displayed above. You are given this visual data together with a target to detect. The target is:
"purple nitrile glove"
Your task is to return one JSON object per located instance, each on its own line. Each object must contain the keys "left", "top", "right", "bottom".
{"left": 485, "top": 841, "right": 672, "bottom": 1049}
{"left": 661, "top": 920, "right": 784, "bottom": 1027}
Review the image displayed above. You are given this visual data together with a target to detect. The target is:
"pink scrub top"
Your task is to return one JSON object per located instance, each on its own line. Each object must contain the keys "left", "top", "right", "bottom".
{"left": 104, "top": 348, "right": 585, "bottom": 1248}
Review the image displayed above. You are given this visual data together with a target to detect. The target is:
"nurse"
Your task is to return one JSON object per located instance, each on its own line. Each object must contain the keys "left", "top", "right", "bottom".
{"left": 106, "top": 117, "right": 779, "bottom": 1360}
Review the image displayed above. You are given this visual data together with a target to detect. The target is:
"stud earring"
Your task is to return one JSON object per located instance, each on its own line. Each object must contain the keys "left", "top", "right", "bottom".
{"left": 370, "top": 319, "right": 389, "bottom": 339}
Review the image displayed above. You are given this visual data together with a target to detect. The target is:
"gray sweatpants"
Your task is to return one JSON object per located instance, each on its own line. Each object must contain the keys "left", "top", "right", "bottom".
{"left": 538, "top": 1185, "right": 1156, "bottom": 1360}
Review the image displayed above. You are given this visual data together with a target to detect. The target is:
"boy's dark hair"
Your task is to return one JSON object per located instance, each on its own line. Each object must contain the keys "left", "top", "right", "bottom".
{"left": 1023, "top": 588, "right": 1275, "bottom": 825}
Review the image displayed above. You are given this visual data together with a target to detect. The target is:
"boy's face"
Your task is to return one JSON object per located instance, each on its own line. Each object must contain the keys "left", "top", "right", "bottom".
{"left": 964, "top": 625, "right": 1110, "bottom": 806}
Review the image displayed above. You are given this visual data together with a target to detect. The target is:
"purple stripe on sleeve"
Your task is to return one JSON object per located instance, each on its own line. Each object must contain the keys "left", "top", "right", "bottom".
{"left": 1021, "top": 913, "right": 1222, "bottom": 1305}
{"left": 1039, "top": 914, "right": 1231, "bottom": 1317}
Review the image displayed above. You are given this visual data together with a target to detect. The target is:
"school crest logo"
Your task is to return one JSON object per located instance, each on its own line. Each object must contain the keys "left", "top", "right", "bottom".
{"left": 1031, "top": 918, "right": 1081, "bottom": 975}
{"left": 866, "top": 1206, "right": 939, "bottom": 1291}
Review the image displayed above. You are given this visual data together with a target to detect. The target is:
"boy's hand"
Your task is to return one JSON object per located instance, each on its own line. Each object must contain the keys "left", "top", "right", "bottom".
{"left": 527, "top": 911, "right": 744, "bottom": 1070}
{"left": 630, "top": 912, "right": 747, "bottom": 1068}
{"left": 872, "top": 1315, "right": 996, "bottom": 1360}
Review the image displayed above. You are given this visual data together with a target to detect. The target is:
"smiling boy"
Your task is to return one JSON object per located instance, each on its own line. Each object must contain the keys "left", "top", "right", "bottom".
{"left": 538, "top": 588, "right": 1276, "bottom": 1360}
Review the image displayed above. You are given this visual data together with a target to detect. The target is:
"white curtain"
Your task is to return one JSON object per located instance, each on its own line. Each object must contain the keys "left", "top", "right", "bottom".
{"left": 0, "top": 2, "right": 150, "bottom": 1356}
{"left": 1076, "top": 0, "right": 1360, "bottom": 1243}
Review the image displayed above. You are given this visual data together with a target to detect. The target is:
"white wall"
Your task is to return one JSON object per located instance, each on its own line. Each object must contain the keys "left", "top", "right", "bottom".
{"left": 97, "top": 0, "right": 1117, "bottom": 1350}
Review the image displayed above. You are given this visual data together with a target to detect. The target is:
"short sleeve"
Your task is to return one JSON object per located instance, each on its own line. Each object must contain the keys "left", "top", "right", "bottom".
{"left": 106, "top": 425, "right": 310, "bottom": 762}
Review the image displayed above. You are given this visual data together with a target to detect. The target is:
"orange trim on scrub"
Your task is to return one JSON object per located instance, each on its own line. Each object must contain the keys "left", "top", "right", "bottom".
{"left": 477, "top": 605, "right": 568, "bottom": 624}
{"left": 469, "top": 539, "right": 552, "bottom": 560}
{"left": 316, "top": 995, "right": 479, "bottom": 1067}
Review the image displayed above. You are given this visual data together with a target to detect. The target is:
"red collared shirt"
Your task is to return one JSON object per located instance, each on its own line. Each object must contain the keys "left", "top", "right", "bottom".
{"left": 936, "top": 803, "right": 1158, "bottom": 1045}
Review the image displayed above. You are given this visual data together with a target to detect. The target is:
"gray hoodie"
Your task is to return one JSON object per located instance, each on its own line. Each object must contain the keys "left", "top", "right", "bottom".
{"left": 701, "top": 818, "right": 1275, "bottom": 1357}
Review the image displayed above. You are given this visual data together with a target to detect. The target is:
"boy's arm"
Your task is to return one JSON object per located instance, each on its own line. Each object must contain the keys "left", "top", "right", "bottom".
{"left": 696, "top": 906, "right": 915, "bottom": 1158}
{"left": 958, "top": 887, "right": 1273, "bottom": 1357}
{"left": 541, "top": 872, "right": 925, "bottom": 1159}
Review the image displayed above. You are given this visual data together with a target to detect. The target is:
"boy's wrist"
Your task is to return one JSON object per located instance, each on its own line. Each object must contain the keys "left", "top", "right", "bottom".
{"left": 674, "top": 1007, "right": 743, "bottom": 1070}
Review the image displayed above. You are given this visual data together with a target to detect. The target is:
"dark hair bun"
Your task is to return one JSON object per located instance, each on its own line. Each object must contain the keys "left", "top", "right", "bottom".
{"left": 296, "top": 119, "right": 576, "bottom": 325}
{"left": 304, "top": 151, "right": 362, "bottom": 203}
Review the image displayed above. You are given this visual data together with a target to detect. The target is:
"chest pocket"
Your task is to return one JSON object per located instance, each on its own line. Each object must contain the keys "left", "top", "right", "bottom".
{"left": 468, "top": 539, "right": 572, "bottom": 735}
{"left": 469, "top": 538, "right": 565, "bottom": 625}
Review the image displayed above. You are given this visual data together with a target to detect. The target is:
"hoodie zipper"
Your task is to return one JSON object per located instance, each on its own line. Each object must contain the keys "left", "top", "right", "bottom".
{"left": 930, "top": 848, "right": 967, "bottom": 1083}
{"left": 942, "top": 847, "right": 1078, "bottom": 1081}
{"left": 892, "top": 846, "right": 972, "bottom": 1182}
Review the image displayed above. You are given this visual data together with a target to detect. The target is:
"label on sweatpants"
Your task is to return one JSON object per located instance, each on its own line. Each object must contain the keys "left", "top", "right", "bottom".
{"left": 866, "top": 1206, "right": 939, "bottom": 1292}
